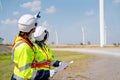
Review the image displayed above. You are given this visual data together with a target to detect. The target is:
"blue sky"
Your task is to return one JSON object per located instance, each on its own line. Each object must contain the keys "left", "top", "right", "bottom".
{"left": 0, "top": 0, "right": 120, "bottom": 45}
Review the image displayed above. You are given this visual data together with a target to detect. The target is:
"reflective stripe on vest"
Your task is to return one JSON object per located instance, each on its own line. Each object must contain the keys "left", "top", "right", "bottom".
{"left": 16, "top": 63, "right": 32, "bottom": 72}
{"left": 13, "top": 70, "right": 37, "bottom": 80}
{"left": 13, "top": 74, "right": 25, "bottom": 80}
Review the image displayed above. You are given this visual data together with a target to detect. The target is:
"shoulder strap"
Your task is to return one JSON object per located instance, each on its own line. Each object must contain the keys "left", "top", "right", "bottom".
{"left": 12, "top": 37, "right": 34, "bottom": 51}
{"left": 19, "top": 38, "right": 34, "bottom": 51}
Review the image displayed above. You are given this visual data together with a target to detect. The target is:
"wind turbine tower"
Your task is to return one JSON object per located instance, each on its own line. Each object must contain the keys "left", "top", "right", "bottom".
{"left": 55, "top": 30, "right": 58, "bottom": 45}
{"left": 99, "top": 0, "right": 105, "bottom": 47}
{"left": 81, "top": 27, "right": 85, "bottom": 45}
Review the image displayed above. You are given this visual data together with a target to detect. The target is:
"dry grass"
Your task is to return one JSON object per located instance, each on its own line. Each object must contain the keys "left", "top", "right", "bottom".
{"left": 50, "top": 44, "right": 120, "bottom": 48}
{"left": 0, "top": 51, "right": 93, "bottom": 80}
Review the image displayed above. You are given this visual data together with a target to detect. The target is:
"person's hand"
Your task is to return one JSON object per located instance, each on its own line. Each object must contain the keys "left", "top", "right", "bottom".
{"left": 50, "top": 69, "right": 55, "bottom": 77}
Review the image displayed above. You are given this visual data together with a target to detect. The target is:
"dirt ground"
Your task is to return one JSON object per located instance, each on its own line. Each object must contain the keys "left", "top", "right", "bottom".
{"left": 51, "top": 54, "right": 120, "bottom": 80}
{"left": 50, "top": 60, "right": 89, "bottom": 80}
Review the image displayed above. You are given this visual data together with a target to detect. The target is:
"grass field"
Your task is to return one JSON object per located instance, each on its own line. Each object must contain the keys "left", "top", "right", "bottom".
{"left": 0, "top": 53, "right": 14, "bottom": 79}
{"left": 0, "top": 51, "right": 92, "bottom": 80}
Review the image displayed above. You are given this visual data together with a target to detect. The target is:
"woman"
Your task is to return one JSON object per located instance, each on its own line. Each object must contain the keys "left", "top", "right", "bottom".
{"left": 11, "top": 13, "right": 50, "bottom": 80}
{"left": 34, "top": 26, "right": 67, "bottom": 78}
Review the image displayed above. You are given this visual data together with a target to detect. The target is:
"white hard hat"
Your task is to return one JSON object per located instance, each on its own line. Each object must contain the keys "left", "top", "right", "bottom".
{"left": 34, "top": 26, "right": 48, "bottom": 41}
{"left": 18, "top": 14, "right": 38, "bottom": 32}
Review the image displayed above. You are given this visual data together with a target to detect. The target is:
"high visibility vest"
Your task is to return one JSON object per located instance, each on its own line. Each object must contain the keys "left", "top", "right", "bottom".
{"left": 38, "top": 43, "right": 57, "bottom": 69}
{"left": 12, "top": 36, "right": 50, "bottom": 79}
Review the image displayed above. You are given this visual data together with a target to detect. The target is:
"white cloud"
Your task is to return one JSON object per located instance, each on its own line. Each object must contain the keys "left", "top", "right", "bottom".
{"left": 1, "top": 19, "right": 17, "bottom": 25}
{"left": 13, "top": 11, "right": 19, "bottom": 16}
{"left": 20, "top": 0, "right": 41, "bottom": 12}
{"left": 85, "top": 10, "right": 94, "bottom": 16}
{"left": 113, "top": 0, "right": 120, "bottom": 4}
{"left": 45, "top": 6, "right": 56, "bottom": 14}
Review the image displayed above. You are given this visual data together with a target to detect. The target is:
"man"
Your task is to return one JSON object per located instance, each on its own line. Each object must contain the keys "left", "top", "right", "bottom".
{"left": 11, "top": 13, "right": 50, "bottom": 80}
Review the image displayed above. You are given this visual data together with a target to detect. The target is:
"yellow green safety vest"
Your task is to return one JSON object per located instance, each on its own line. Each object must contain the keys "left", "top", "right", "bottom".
{"left": 38, "top": 44, "right": 57, "bottom": 69}
{"left": 12, "top": 36, "right": 50, "bottom": 80}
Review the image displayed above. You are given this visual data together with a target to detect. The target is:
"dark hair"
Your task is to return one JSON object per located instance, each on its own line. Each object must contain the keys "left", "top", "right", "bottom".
{"left": 18, "top": 31, "right": 33, "bottom": 47}
{"left": 19, "top": 27, "right": 35, "bottom": 37}
{"left": 19, "top": 31, "right": 28, "bottom": 37}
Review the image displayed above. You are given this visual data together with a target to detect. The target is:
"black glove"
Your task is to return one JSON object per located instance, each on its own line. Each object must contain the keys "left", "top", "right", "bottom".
{"left": 53, "top": 60, "right": 61, "bottom": 67}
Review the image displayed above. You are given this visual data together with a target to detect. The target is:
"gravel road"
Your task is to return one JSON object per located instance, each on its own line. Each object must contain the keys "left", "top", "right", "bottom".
{"left": 52, "top": 48, "right": 120, "bottom": 80}
{"left": 80, "top": 54, "right": 120, "bottom": 80}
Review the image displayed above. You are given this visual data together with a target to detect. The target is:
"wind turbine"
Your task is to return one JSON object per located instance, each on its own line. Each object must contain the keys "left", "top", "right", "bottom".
{"left": 50, "top": 26, "right": 59, "bottom": 45}
{"left": 55, "top": 30, "right": 58, "bottom": 45}
{"left": 81, "top": 26, "right": 85, "bottom": 45}
{"left": 99, "top": 0, "right": 105, "bottom": 47}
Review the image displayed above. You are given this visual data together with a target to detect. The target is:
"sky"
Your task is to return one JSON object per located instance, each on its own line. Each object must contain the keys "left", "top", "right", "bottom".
{"left": 0, "top": 0, "right": 120, "bottom": 45}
